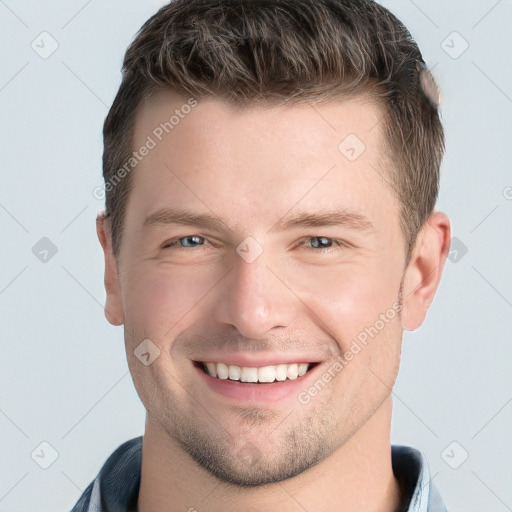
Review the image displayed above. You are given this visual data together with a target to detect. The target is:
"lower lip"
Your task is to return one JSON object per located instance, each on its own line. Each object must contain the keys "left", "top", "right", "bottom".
{"left": 194, "top": 363, "right": 321, "bottom": 404}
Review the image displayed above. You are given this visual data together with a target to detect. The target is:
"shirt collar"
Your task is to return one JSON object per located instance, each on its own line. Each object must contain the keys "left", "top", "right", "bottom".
{"left": 392, "top": 445, "right": 448, "bottom": 512}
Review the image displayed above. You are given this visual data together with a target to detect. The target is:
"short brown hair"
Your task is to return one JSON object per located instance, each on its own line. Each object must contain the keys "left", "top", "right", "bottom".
{"left": 102, "top": 0, "right": 444, "bottom": 265}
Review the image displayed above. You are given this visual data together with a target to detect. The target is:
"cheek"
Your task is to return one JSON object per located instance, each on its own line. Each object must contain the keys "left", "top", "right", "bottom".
{"left": 122, "top": 264, "right": 221, "bottom": 342}
{"left": 289, "top": 259, "right": 402, "bottom": 351}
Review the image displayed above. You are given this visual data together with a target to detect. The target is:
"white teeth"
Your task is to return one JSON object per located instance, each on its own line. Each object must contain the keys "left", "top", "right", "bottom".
{"left": 202, "top": 362, "right": 311, "bottom": 383}
{"left": 241, "top": 366, "right": 259, "bottom": 382}
{"left": 275, "top": 364, "right": 288, "bottom": 381}
{"left": 228, "top": 365, "right": 241, "bottom": 381}
{"left": 205, "top": 362, "right": 217, "bottom": 378}
{"left": 258, "top": 366, "right": 276, "bottom": 383}
{"left": 298, "top": 363, "right": 308, "bottom": 377}
{"left": 216, "top": 362, "right": 229, "bottom": 380}
{"left": 286, "top": 364, "right": 299, "bottom": 380}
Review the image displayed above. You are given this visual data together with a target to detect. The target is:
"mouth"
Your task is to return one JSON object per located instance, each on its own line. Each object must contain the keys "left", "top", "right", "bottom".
{"left": 194, "top": 361, "right": 320, "bottom": 384}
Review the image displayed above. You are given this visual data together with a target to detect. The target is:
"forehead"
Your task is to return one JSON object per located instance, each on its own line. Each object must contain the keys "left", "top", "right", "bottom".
{"left": 127, "top": 90, "right": 398, "bottom": 237}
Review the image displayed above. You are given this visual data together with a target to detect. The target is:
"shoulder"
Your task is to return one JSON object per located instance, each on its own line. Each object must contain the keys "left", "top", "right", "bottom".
{"left": 69, "top": 436, "right": 143, "bottom": 512}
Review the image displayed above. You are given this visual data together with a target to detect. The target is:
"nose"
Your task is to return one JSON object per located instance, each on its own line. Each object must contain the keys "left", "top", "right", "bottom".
{"left": 212, "top": 249, "right": 299, "bottom": 340}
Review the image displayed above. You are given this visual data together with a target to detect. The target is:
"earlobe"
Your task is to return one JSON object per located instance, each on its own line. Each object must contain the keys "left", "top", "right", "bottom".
{"left": 400, "top": 211, "right": 451, "bottom": 331}
{"left": 96, "top": 213, "right": 125, "bottom": 326}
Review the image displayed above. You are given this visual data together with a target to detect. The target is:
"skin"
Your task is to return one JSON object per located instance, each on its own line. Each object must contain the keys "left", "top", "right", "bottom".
{"left": 97, "top": 91, "right": 451, "bottom": 512}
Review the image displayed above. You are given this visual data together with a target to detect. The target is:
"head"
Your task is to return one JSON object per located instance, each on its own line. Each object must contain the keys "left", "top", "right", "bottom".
{"left": 97, "top": 0, "right": 450, "bottom": 486}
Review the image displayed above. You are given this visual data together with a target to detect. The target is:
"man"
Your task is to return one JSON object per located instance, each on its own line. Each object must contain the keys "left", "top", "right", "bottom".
{"left": 72, "top": 0, "right": 451, "bottom": 510}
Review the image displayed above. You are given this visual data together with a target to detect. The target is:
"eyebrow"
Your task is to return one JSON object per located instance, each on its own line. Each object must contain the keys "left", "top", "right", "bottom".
{"left": 143, "top": 207, "right": 375, "bottom": 233}
{"left": 269, "top": 209, "right": 375, "bottom": 233}
{"left": 143, "top": 208, "right": 227, "bottom": 232}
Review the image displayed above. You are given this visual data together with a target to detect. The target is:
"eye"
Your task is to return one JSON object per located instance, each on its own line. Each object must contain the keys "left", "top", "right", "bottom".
{"left": 300, "top": 236, "right": 347, "bottom": 251}
{"left": 310, "top": 236, "right": 334, "bottom": 249}
{"left": 162, "top": 235, "right": 206, "bottom": 249}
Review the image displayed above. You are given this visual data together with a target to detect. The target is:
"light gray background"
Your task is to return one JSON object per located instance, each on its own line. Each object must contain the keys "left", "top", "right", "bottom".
{"left": 1, "top": 1, "right": 511, "bottom": 511}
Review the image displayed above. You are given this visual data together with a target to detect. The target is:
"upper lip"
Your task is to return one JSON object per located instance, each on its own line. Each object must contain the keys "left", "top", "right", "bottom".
{"left": 192, "top": 353, "right": 321, "bottom": 367}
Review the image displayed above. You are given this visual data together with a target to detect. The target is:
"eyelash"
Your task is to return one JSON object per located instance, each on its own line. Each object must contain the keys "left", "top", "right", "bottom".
{"left": 161, "top": 235, "right": 348, "bottom": 252}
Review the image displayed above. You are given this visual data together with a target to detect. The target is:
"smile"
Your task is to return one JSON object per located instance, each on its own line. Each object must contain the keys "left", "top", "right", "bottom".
{"left": 195, "top": 361, "right": 318, "bottom": 383}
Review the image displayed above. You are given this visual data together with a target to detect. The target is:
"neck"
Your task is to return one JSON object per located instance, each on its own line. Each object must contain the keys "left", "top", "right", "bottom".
{"left": 138, "top": 396, "right": 401, "bottom": 512}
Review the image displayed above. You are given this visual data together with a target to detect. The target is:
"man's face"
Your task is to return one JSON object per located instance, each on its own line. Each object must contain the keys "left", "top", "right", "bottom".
{"left": 111, "top": 92, "right": 408, "bottom": 485}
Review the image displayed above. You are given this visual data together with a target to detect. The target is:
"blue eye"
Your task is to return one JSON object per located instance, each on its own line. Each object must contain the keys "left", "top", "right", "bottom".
{"left": 163, "top": 235, "right": 206, "bottom": 249}
{"left": 179, "top": 235, "right": 205, "bottom": 247}
{"left": 300, "top": 236, "right": 348, "bottom": 252}
{"left": 309, "top": 236, "right": 334, "bottom": 249}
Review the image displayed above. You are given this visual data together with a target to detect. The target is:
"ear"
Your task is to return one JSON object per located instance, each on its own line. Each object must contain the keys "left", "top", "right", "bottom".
{"left": 96, "top": 213, "right": 125, "bottom": 326}
{"left": 401, "top": 211, "right": 451, "bottom": 331}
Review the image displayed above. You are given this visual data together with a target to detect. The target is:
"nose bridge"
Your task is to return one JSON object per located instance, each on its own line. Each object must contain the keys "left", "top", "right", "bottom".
{"left": 213, "top": 250, "right": 296, "bottom": 339}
